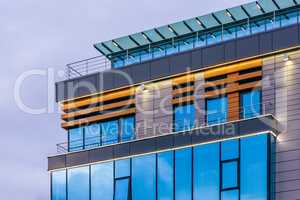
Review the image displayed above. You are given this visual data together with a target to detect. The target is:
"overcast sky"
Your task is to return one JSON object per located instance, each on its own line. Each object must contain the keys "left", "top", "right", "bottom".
{"left": 0, "top": 0, "right": 251, "bottom": 199}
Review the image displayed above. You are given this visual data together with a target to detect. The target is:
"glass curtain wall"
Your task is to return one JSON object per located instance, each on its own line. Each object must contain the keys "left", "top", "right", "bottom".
{"left": 68, "top": 116, "right": 135, "bottom": 152}
{"left": 52, "top": 133, "right": 273, "bottom": 200}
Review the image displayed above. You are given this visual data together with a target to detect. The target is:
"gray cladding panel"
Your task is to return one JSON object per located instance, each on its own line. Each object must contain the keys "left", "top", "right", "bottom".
{"left": 170, "top": 52, "right": 191, "bottom": 74}
{"left": 202, "top": 44, "right": 225, "bottom": 67}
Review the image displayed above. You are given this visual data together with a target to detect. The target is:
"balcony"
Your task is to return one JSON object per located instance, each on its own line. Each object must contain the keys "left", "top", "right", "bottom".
{"left": 49, "top": 114, "right": 280, "bottom": 170}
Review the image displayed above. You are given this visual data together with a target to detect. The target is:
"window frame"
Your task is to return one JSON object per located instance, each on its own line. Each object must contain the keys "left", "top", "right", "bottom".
{"left": 113, "top": 176, "right": 131, "bottom": 200}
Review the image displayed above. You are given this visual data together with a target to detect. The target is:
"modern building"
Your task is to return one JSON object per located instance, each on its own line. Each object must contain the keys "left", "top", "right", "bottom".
{"left": 49, "top": 0, "right": 300, "bottom": 199}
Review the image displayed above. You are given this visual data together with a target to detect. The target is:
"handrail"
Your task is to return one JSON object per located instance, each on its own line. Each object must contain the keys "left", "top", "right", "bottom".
{"left": 65, "top": 55, "right": 111, "bottom": 79}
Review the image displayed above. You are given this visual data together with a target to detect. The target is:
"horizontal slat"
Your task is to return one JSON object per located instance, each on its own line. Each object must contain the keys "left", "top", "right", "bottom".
{"left": 172, "top": 95, "right": 195, "bottom": 105}
{"left": 204, "top": 59, "right": 262, "bottom": 79}
{"left": 173, "top": 74, "right": 195, "bottom": 85}
{"left": 61, "top": 108, "right": 136, "bottom": 129}
{"left": 62, "top": 99, "right": 135, "bottom": 120}
{"left": 204, "top": 71, "right": 262, "bottom": 88}
{"left": 204, "top": 81, "right": 261, "bottom": 98}
{"left": 62, "top": 88, "right": 135, "bottom": 111}
{"left": 172, "top": 86, "right": 194, "bottom": 96}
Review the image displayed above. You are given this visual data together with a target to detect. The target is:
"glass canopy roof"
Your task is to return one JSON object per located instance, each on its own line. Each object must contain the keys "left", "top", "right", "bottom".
{"left": 94, "top": 0, "right": 299, "bottom": 57}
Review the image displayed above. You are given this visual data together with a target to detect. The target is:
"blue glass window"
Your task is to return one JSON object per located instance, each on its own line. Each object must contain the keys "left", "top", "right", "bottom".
{"left": 68, "top": 167, "right": 90, "bottom": 200}
{"left": 84, "top": 123, "right": 101, "bottom": 149}
{"left": 165, "top": 43, "right": 179, "bottom": 55}
{"left": 207, "top": 31, "right": 222, "bottom": 45}
{"left": 241, "top": 134, "right": 268, "bottom": 200}
{"left": 223, "top": 27, "right": 236, "bottom": 41}
{"left": 236, "top": 24, "right": 250, "bottom": 38}
{"left": 132, "top": 154, "right": 156, "bottom": 200}
{"left": 51, "top": 170, "right": 66, "bottom": 200}
{"left": 152, "top": 47, "right": 165, "bottom": 58}
{"left": 195, "top": 34, "right": 206, "bottom": 47}
{"left": 221, "top": 139, "right": 239, "bottom": 161}
{"left": 221, "top": 190, "right": 239, "bottom": 200}
{"left": 68, "top": 127, "right": 83, "bottom": 151}
{"left": 115, "top": 159, "right": 130, "bottom": 179}
{"left": 241, "top": 90, "right": 261, "bottom": 119}
{"left": 179, "top": 38, "right": 194, "bottom": 51}
{"left": 174, "top": 103, "right": 195, "bottom": 131}
{"left": 250, "top": 19, "right": 266, "bottom": 34}
{"left": 281, "top": 11, "right": 298, "bottom": 27}
{"left": 140, "top": 50, "right": 152, "bottom": 62}
{"left": 194, "top": 143, "right": 220, "bottom": 200}
{"left": 158, "top": 151, "right": 174, "bottom": 200}
{"left": 101, "top": 120, "right": 119, "bottom": 145}
{"left": 222, "top": 161, "right": 238, "bottom": 189}
{"left": 206, "top": 96, "right": 228, "bottom": 125}
{"left": 91, "top": 162, "right": 113, "bottom": 200}
{"left": 121, "top": 116, "right": 135, "bottom": 142}
{"left": 175, "top": 148, "right": 192, "bottom": 200}
{"left": 114, "top": 178, "right": 130, "bottom": 200}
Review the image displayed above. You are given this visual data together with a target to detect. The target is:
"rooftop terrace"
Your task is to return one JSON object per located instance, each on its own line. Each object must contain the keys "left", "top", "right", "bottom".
{"left": 65, "top": 0, "right": 300, "bottom": 79}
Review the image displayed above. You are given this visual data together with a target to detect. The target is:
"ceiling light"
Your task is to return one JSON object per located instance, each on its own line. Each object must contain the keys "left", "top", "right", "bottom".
{"left": 139, "top": 84, "right": 148, "bottom": 92}
{"left": 283, "top": 53, "right": 290, "bottom": 62}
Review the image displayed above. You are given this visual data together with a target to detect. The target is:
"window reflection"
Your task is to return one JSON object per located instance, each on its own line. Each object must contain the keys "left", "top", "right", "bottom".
{"left": 194, "top": 143, "right": 220, "bottom": 200}
{"left": 68, "top": 127, "right": 83, "bottom": 152}
{"left": 68, "top": 167, "right": 90, "bottom": 200}
{"left": 52, "top": 170, "right": 66, "bottom": 200}
{"left": 240, "top": 89, "right": 261, "bottom": 119}
{"left": 91, "top": 162, "right": 113, "bottom": 200}
{"left": 114, "top": 178, "right": 130, "bottom": 200}
{"left": 84, "top": 123, "right": 101, "bottom": 149}
{"left": 101, "top": 120, "right": 119, "bottom": 145}
{"left": 175, "top": 148, "right": 192, "bottom": 200}
{"left": 53, "top": 134, "right": 272, "bottom": 200}
{"left": 206, "top": 96, "right": 228, "bottom": 125}
{"left": 158, "top": 152, "right": 174, "bottom": 200}
{"left": 174, "top": 103, "right": 195, "bottom": 131}
{"left": 132, "top": 154, "right": 156, "bottom": 200}
{"left": 241, "top": 134, "right": 268, "bottom": 200}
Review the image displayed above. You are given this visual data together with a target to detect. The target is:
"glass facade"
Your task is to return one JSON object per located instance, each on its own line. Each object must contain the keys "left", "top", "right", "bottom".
{"left": 240, "top": 90, "right": 261, "bottom": 119}
{"left": 174, "top": 103, "right": 195, "bottom": 132}
{"left": 111, "top": 9, "right": 300, "bottom": 68}
{"left": 68, "top": 116, "right": 135, "bottom": 152}
{"left": 206, "top": 96, "right": 228, "bottom": 125}
{"left": 52, "top": 133, "right": 274, "bottom": 200}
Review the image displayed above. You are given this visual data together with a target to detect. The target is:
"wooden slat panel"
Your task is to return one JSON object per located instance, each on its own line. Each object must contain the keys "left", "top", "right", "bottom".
{"left": 61, "top": 108, "right": 136, "bottom": 128}
{"left": 62, "top": 88, "right": 135, "bottom": 111}
{"left": 172, "top": 86, "right": 194, "bottom": 96}
{"left": 203, "top": 59, "right": 262, "bottom": 79}
{"left": 228, "top": 92, "right": 240, "bottom": 121}
{"left": 62, "top": 99, "right": 135, "bottom": 120}
{"left": 204, "top": 71, "right": 262, "bottom": 88}
{"left": 172, "top": 96, "right": 195, "bottom": 105}
{"left": 204, "top": 81, "right": 261, "bottom": 98}
{"left": 173, "top": 74, "right": 195, "bottom": 85}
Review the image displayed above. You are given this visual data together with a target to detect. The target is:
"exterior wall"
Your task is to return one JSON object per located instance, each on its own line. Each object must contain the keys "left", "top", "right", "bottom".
{"left": 135, "top": 79, "right": 173, "bottom": 139}
{"left": 263, "top": 51, "right": 300, "bottom": 199}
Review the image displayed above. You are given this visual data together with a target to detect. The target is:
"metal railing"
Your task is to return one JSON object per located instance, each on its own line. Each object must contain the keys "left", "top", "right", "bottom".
{"left": 56, "top": 102, "right": 274, "bottom": 154}
{"left": 65, "top": 55, "right": 111, "bottom": 79}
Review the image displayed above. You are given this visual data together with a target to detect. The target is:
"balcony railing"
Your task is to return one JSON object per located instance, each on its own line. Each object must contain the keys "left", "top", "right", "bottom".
{"left": 65, "top": 55, "right": 111, "bottom": 79}
{"left": 56, "top": 102, "right": 274, "bottom": 154}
